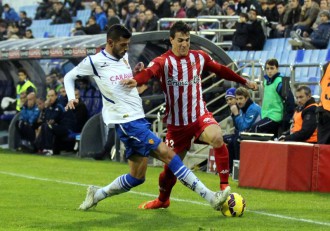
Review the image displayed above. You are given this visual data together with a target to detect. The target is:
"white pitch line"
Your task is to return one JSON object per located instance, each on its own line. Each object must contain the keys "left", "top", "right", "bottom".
{"left": 1, "top": 170, "right": 330, "bottom": 227}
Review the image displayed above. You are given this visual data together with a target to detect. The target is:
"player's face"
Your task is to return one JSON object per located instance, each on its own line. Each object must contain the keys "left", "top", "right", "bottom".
{"left": 265, "top": 64, "right": 278, "bottom": 78}
{"left": 47, "top": 90, "right": 57, "bottom": 105}
{"left": 111, "top": 37, "right": 130, "bottom": 59}
{"left": 170, "top": 32, "right": 190, "bottom": 57}
{"left": 236, "top": 95, "right": 248, "bottom": 108}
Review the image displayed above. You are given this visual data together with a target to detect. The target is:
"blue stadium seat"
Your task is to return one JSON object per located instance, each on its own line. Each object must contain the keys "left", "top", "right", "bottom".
{"left": 76, "top": 9, "right": 92, "bottom": 24}
{"left": 227, "top": 51, "right": 241, "bottom": 62}
{"left": 295, "top": 50, "right": 312, "bottom": 82}
{"left": 308, "top": 50, "right": 321, "bottom": 78}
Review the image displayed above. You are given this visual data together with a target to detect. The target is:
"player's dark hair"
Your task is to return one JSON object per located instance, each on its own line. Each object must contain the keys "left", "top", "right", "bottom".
{"left": 170, "top": 21, "right": 191, "bottom": 38}
{"left": 265, "top": 58, "right": 279, "bottom": 68}
{"left": 107, "top": 24, "right": 132, "bottom": 41}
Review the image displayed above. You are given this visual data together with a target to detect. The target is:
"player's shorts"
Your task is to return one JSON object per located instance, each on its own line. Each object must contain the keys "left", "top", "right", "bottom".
{"left": 115, "top": 118, "right": 161, "bottom": 158}
{"left": 166, "top": 112, "right": 219, "bottom": 154}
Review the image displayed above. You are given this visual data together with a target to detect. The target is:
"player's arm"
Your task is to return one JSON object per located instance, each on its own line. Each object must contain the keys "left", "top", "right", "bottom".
{"left": 122, "top": 60, "right": 162, "bottom": 87}
{"left": 64, "top": 56, "right": 94, "bottom": 110}
{"left": 202, "top": 52, "right": 258, "bottom": 90}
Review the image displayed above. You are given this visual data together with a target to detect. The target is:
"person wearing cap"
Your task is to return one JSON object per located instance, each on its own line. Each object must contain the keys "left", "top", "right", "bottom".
{"left": 289, "top": 10, "right": 330, "bottom": 49}
{"left": 224, "top": 87, "right": 261, "bottom": 172}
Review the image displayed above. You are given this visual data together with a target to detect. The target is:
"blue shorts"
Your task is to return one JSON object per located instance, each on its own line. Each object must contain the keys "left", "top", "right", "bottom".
{"left": 115, "top": 118, "right": 161, "bottom": 158}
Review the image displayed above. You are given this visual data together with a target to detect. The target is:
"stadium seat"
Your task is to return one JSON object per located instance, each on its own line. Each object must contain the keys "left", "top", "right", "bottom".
{"left": 307, "top": 50, "right": 321, "bottom": 78}
{"left": 76, "top": 9, "right": 92, "bottom": 24}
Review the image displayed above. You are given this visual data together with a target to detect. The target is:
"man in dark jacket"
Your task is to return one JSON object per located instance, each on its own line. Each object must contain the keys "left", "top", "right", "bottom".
{"left": 246, "top": 8, "right": 266, "bottom": 50}
{"left": 279, "top": 85, "right": 317, "bottom": 143}
{"left": 230, "top": 13, "right": 249, "bottom": 50}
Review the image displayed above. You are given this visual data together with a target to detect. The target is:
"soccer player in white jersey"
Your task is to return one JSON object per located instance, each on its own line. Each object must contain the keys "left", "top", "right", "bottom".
{"left": 122, "top": 21, "right": 258, "bottom": 209}
{"left": 64, "top": 24, "right": 230, "bottom": 211}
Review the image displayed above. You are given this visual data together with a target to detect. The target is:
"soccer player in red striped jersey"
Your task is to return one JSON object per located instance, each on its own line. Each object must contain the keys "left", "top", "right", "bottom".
{"left": 122, "top": 21, "right": 258, "bottom": 209}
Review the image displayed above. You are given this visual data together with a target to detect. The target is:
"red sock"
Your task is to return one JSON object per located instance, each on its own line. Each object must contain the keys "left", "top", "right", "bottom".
{"left": 158, "top": 165, "right": 177, "bottom": 202}
{"left": 214, "top": 145, "right": 229, "bottom": 187}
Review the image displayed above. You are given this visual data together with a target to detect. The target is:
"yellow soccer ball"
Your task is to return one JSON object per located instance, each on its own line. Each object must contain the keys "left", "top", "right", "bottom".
{"left": 221, "top": 193, "right": 246, "bottom": 217}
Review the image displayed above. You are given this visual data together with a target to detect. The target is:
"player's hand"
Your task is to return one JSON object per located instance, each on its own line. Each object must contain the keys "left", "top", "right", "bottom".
{"left": 65, "top": 99, "right": 79, "bottom": 111}
{"left": 246, "top": 81, "right": 258, "bottom": 91}
{"left": 120, "top": 79, "right": 137, "bottom": 88}
{"left": 133, "top": 62, "right": 144, "bottom": 75}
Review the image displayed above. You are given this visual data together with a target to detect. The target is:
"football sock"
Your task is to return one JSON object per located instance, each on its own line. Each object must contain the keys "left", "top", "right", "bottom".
{"left": 214, "top": 145, "right": 230, "bottom": 188}
{"left": 168, "top": 155, "right": 214, "bottom": 203}
{"left": 94, "top": 174, "right": 145, "bottom": 202}
{"left": 158, "top": 165, "right": 177, "bottom": 202}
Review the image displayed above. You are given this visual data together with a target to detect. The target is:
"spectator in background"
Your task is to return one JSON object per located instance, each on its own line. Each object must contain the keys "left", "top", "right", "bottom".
{"left": 35, "top": 0, "right": 53, "bottom": 19}
{"left": 63, "top": 0, "right": 85, "bottom": 16}
{"left": 51, "top": 1, "right": 73, "bottom": 25}
{"left": 250, "top": 59, "right": 294, "bottom": 136}
{"left": 82, "top": 16, "right": 101, "bottom": 34}
{"left": 35, "top": 97, "right": 46, "bottom": 129}
{"left": 195, "top": 0, "right": 209, "bottom": 16}
{"left": 153, "top": 0, "right": 172, "bottom": 18}
{"left": 58, "top": 86, "right": 68, "bottom": 107}
{"left": 284, "top": 0, "right": 301, "bottom": 37}
{"left": 230, "top": 12, "right": 249, "bottom": 50}
{"left": 185, "top": 0, "right": 198, "bottom": 18}
{"left": 46, "top": 73, "right": 63, "bottom": 93}
{"left": 293, "top": 0, "right": 320, "bottom": 35}
{"left": 223, "top": 4, "right": 238, "bottom": 30}
{"left": 95, "top": 4, "right": 108, "bottom": 31}
{"left": 144, "top": 9, "right": 158, "bottom": 31}
{"left": 135, "top": 11, "right": 147, "bottom": 32}
{"left": 279, "top": 85, "right": 317, "bottom": 143}
{"left": 16, "top": 68, "right": 37, "bottom": 112}
{"left": 289, "top": 10, "right": 330, "bottom": 49}
{"left": 317, "top": 62, "right": 330, "bottom": 144}
{"left": 107, "top": 8, "right": 121, "bottom": 28}
{"left": 3, "top": 4, "right": 20, "bottom": 23}
{"left": 274, "top": 1, "right": 288, "bottom": 38}
{"left": 171, "top": 0, "right": 186, "bottom": 18}
{"left": 206, "top": 0, "right": 222, "bottom": 15}
{"left": 23, "top": 29, "right": 34, "bottom": 39}
{"left": 72, "top": 20, "right": 86, "bottom": 35}
{"left": 312, "top": 0, "right": 330, "bottom": 29}
{"left": 237, "top": 0, "right": 252, "bottom": 14}
{"left": 246, "top": 8, "right": 266, "bottom": 50}
{"left": 16, "top": 92, "right": 39, "bottom": 153}
{"left": 17, "top": 11, "right": 32, "bottom": 37}
{"left": 6, "top": 23, "right": 20, "bottom": 40}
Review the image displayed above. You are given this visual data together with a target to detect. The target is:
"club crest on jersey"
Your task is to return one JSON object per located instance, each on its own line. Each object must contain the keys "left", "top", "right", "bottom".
{"left": 203, "top": 118, "right": 213, "bottom": 123}
{"left": 148, "top": 139, "right": 154, "bottom": 144}
{"left": 123, "top": 58, "right": 131, "bottom": 69}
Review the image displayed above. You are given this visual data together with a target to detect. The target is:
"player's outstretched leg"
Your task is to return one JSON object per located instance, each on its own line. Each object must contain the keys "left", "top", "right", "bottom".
{"left": 140, "top": 154, "right": 230, "bottom": 210}
{"left": 138, "top": 165, "right": 177, "bottom": 209}
{"left": 79, "top": 174, "right": 144, "bottom": 211}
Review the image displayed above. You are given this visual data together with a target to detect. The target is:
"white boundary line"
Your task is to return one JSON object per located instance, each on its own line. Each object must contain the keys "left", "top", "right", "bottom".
{"left": 1, "top": 170, "right": 330, "bottom": 227}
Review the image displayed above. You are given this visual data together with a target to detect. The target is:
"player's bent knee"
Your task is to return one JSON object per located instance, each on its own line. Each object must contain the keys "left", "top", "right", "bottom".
{"left": 212, "top": 135, "right": 224, "bottom": 148}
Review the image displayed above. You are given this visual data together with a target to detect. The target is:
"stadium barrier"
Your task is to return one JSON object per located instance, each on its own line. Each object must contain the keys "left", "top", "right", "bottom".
{"left": 239, "top": 141, "right": 330, "bottom": 193}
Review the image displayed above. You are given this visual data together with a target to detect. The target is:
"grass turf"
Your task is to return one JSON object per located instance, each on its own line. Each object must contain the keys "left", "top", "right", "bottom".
{"left": 0, "top": 149, "right": 330, "bottom": 231}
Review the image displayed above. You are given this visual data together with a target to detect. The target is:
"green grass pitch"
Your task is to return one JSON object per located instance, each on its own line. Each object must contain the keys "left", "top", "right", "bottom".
{"left": 1, "top": 149, "right": 330, "bottom": 231}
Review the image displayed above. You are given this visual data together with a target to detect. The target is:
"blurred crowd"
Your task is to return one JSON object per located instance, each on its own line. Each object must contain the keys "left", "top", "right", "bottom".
{"left": 0, "top": 0, "right": 328, "bottom": 49}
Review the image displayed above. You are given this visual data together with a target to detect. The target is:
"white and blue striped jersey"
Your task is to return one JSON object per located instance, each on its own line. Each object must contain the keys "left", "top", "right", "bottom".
{"left": 65, "top": 50, "right": 145, "bottom": 125}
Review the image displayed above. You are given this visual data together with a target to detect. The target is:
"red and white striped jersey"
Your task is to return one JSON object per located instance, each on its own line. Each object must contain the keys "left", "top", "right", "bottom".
{"left": 148, "top": 50, "right": 213, "bottom": 126}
